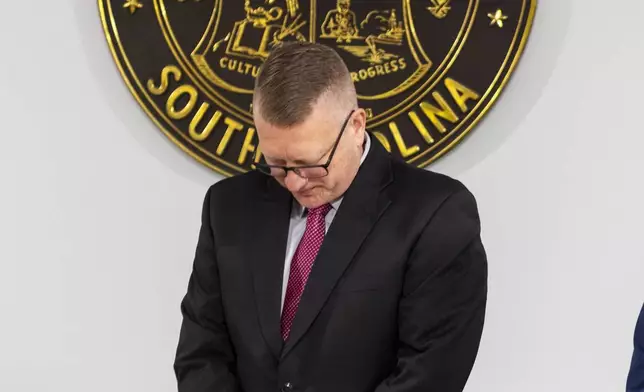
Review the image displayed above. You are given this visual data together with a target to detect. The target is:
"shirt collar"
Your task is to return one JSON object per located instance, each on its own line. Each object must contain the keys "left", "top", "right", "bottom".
{"left": 292, "top": 132, "right": 371, "bottom": 218}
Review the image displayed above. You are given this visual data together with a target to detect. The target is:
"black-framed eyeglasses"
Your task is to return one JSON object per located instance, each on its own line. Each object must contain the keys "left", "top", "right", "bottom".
{"left": 253, "top": 109, "right": 355, "bottom": 179}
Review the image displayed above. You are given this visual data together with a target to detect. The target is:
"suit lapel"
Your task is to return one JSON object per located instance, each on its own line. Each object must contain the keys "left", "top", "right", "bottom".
{"left": 249, "top": 177, "right": 292, "bottom": 360}
{"left": 281, "top": 140, "right": 394, "bottom": 359}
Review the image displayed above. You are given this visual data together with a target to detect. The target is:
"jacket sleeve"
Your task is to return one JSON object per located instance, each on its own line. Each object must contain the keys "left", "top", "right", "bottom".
{"left": 374, "top": 187, "right": 488, "bottom": 392}
{"left": 627, "top": 304, "right": 644, "bottom": 392}
{"left": 173, "top": 187, "right": 240, "bottom": 392}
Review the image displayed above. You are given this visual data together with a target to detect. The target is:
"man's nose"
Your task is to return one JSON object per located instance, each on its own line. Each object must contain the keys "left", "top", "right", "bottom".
{"left": 284, "top": 171, "right": 307, "bottom": 192}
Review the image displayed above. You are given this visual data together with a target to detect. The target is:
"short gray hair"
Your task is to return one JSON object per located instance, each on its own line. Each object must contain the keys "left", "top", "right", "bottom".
{"left": 253, "top": 41, "right": 356, "bottom": 127}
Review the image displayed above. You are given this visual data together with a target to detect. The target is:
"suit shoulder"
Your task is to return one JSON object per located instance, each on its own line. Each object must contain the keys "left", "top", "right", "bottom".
{"left": 390, "top": 158, "right": 470, "bottom": 199}
{"left": 204, "top": 170, "right": 265, "bottom": 204}
{"left": 388, "top": 159, "right": 481, "bottom": 231}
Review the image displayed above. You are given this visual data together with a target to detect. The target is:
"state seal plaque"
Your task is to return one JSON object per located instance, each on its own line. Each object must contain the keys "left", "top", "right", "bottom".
{"left": 99, "top": 0, "right": 536, "bottom": 176}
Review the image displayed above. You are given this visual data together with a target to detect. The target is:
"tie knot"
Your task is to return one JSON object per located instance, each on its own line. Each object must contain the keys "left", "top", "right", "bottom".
{"left": 307, "top": 203, "right": 332, "bottom": 218}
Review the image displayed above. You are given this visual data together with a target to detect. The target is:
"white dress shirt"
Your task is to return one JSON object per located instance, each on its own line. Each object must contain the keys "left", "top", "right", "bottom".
{"left": 280, "top": 133, "right": 371, "bottom": 312}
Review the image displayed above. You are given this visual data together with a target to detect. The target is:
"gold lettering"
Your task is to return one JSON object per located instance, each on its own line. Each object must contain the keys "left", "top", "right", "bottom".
{"left": 216, "top": 117, "right": 244, "bottom": 156}
{"left": 219, "top": 57, "right": 260, "bottom": 77}
{"left": 189, "top": 103, "right": 223, "bottom": 141}
{"left": 389, "top": 122, "right": 419, "bottom": 158}
{"left": 350, "top": 58, "right": 407, "bottom": 82}
{"left": 238, "top": 127, "right": 257, "bottom": 165}
{"left": 167, "top": 85, "right": 198, "bottom": 120}
{"left": 445, "top": 78, "right": 480, "bottom": 112}
{"left": 419, "top": 92, "right": 458, "bottom": 134}
{"left": 372, "top": 131, "right": 391, "bottom": 153}
{"left": 148, "top": 65, "right": 182, "bottom": 95}
{"left": 249, "top": 146, "right": 263, "bottom": 169}
{"left": 408, "top": 111, "right": 434, "bottom": 144}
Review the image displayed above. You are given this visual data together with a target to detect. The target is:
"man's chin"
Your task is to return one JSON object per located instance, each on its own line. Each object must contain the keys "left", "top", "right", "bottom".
{"left": 294, "top": 192, "right": 323, "bottom": 209}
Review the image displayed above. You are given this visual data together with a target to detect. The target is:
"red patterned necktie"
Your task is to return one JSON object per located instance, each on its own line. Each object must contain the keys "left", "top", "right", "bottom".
{"left": 281, "top": 203, "right": 332, "bottom": 341}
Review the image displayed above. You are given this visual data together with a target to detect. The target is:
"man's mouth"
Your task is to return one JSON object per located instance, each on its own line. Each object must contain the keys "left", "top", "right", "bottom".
{"left": 297, "top": 187, "right": 317, "bottom": 197}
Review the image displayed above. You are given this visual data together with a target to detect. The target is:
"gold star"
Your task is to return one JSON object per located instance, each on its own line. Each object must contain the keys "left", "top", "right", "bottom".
{"left": 488, "top": 9, "right": 508, "bottom": 28}
{"left": 123, "top": 0, "right": 143, "bottom": 14}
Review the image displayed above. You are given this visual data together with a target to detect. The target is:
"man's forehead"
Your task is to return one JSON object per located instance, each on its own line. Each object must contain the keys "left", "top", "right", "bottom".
{"left": 260, "top": 137, "right": 329, "bottom": 165}
{"left": 257, "top": 119, "right": 339, "bottom": 161}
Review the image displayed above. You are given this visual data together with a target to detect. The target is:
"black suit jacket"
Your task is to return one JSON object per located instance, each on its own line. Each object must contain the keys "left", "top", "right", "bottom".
{"left": 174, "top": 139, "right": 488, "bottom": 392}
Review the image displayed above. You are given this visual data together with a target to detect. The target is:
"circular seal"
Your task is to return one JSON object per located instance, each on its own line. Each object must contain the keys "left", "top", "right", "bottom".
{"left": 99, "top": 0, "right": 536, "bottom": 177}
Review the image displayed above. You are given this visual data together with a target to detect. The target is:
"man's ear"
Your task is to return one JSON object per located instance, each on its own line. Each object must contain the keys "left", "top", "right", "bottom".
{"left": 351, "top": 108, "right": 367, "bottom": 144}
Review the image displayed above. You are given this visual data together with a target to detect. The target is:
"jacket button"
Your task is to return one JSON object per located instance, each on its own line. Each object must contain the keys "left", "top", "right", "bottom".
{"left": 282, "top": 382, "right": 293, "bottom": 392}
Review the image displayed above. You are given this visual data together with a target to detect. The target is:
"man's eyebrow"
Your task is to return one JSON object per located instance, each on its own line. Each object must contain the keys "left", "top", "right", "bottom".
{"left": 263, "top": 155, "right": 285, "bottom": 165}
{"left": 292, "top": 149, "right": 329, "bottom": 166}
{"left": 263, "top": 139, "right": 332, "bottom": 166}
{"left": 264, "top": 150, "right": 327, "bottom": 166}
{"left": 292, "top": 157, "right": 318, "bottom": 166}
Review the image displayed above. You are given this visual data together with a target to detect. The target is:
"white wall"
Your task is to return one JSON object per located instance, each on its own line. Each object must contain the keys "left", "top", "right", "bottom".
{"left": 1, "top": 1, "right": 642, "bottom": 391}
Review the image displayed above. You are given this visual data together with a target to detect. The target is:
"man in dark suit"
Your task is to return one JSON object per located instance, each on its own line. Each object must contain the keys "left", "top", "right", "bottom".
{"left": 173, "top": 41, "right": 488, "bottom": 392}
{"left": 627, "top": 304, "right": 644, "bottom": 391}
